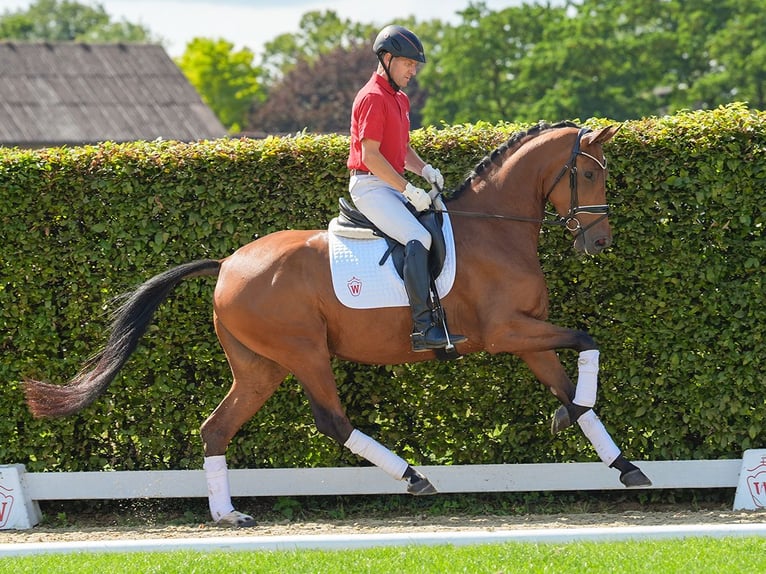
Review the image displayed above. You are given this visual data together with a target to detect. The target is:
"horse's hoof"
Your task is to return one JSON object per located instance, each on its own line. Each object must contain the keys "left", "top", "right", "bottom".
{"left": 407, "top": 474, "right": 438, "bottom": 496}
{"left": 620, "top": 468, "right": 652, "bottom": 488}
{"left": 216, "top": 510, "right": 257, "bottom": 527}
{"left": 551, "top": 405, "right": 572, "bottom": 434}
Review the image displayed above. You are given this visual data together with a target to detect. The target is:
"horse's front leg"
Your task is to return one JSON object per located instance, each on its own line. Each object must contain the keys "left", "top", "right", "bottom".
{"left": 520, "top": 348, "right": 599, "bottom": 434}
{"left": 520, "top": 349, "right": 652, "bottom": 488}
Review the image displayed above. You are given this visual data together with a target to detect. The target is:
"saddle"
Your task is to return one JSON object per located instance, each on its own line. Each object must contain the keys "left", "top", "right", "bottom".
{"left": 329, "top": 198, "right": 460, "bottom": 361}
{"left": 331, "top": 197, "right": 447, "bottom": 281}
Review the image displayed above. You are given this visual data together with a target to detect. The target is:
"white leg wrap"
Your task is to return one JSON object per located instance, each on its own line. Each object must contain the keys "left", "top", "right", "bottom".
{"left": 577, "top": 409, "right": 621, "bottom": 466}
{"left": 344, "top": 429, "right": 409, "bottom": 480}
{"left": 203, "top": 455, "right": 235, "bottom": 522}
{"left": 574, "top": 349, "right": 599, "bottom": 407}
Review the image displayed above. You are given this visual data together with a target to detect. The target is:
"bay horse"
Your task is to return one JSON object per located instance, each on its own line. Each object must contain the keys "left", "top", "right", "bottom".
{"left": 24, "top": 121, "right": 651, "bottom": 527}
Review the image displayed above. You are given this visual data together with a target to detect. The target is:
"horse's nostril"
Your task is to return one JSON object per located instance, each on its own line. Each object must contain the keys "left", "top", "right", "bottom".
{"left": 595, "top": 236, "right": 612, "bottom": 248}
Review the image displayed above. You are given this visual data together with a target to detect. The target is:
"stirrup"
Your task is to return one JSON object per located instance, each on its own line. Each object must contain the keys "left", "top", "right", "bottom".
{"left": 410, "top": 326, "right": 466, "bottom": 352}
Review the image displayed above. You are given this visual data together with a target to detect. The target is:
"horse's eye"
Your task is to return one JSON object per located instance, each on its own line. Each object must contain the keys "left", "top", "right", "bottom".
{"left": 584, "top": 171, "right": 594, "bottom": 180}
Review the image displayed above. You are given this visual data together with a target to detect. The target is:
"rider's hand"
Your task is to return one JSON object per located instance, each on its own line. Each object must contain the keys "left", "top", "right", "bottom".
{"left": 421, "top": 164, "right": 444, "bottom": 190}
{"left": 403, "top": 183, "right": 432, "bottom": 212}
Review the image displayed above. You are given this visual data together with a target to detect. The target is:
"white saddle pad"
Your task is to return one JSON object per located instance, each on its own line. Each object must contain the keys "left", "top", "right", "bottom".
{"left": 328, "top": 213, "right": 456, "bottom": 309}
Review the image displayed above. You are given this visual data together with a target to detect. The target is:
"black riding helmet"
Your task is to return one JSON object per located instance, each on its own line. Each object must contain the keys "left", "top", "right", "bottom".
{"left": 374, "top": 25, "right": 426, "bottom": 63}
{"left": 373, "top": 25, "right": 425, "bottom": 91}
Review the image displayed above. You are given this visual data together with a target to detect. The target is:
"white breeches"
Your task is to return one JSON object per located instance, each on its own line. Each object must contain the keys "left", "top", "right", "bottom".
{"left": 349, "top": 175, "right": 432, "bottom": 249}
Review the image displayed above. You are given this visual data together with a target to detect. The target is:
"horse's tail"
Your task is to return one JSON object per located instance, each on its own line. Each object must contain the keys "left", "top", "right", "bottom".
{"left": 24, "top": 259, "right": 222, "bottom": 418}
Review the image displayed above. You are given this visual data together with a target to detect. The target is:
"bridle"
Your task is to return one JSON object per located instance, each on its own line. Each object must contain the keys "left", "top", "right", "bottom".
{"left": 543, "top": 127, "right": 610, "bottom": 235}
{"left": 433, "top": 127, "right": 610, "bottom": 235}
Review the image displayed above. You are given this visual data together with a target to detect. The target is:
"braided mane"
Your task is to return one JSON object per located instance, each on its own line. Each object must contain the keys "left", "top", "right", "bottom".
{"left": 447, "top": 120, "right": 579, "bottom": 200}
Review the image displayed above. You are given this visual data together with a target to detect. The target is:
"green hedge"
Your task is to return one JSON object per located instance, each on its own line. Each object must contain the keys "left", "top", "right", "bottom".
{"left": 1, "top": 103, "right": 764, "bottom": 473}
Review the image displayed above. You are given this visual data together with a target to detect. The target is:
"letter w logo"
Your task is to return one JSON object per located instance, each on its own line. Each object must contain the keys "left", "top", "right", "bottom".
{"left": 347, "top": 276, "right": 362, "bottom": 296}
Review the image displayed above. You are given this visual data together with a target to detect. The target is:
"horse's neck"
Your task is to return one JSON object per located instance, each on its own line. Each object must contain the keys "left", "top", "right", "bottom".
{"left": 454, "top": 164, "right": 543, "bottom": 220}
{"left": 449, "top": 194, "right": 543, "bottom": 261}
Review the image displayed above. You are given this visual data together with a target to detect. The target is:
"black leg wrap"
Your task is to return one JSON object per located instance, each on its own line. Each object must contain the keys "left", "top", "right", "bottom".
{"left": 568, "top": 403, "right": 590, "bottom": 422}
{"left": 551, "top": 403, "right": 591, "bottom": 434}
{"left": 609, "top": 454, "right": 637, "bottom": 475}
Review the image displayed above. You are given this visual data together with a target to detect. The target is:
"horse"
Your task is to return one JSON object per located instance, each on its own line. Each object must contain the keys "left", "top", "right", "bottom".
{"left": 24, "top": 121, "right": 651, "bottom": 527}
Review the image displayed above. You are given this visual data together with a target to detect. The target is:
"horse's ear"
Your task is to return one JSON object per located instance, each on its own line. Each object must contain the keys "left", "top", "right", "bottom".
{"left": 582, "top": 124, "right": 621, "bottom": 146}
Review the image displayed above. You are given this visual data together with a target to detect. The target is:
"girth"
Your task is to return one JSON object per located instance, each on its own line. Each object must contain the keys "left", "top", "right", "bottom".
{"left": 336, "top": 197, "right": 447, "bottom": 280}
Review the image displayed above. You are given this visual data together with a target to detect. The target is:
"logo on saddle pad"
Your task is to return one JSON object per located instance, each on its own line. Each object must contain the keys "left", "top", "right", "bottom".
{"left": 328, "top": 214, "right": 457, "bottom": 310}
{"left": 347, "top": 276, "right": 363, "bottom": 297}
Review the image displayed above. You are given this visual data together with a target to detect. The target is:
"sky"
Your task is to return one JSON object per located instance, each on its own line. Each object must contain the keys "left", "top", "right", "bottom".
{"left": 1, "top": 0, "right": 519, "bottom": 57}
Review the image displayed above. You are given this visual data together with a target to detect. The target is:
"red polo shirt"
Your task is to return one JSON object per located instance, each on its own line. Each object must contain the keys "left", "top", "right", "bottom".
{"left": 347, "top": 73, "right": 410, "bottom": 174}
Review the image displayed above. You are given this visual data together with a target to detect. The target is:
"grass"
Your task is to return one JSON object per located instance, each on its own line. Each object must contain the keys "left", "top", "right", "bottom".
{"left": 6, "top": 489, "right": 757, "bottom": 573}
{"left": 4, "top": 537, "right": 766, "bottom": 573}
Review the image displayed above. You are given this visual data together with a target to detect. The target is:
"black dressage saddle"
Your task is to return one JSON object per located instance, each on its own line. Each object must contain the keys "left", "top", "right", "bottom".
{"left": 335, "top": 197, "right": 447, "bottom": 281}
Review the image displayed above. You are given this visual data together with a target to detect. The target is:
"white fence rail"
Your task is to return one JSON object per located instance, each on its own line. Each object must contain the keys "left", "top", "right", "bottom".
{"left": 5, "top": 457, "right": 762, "bottom": 529}
{"left": 24, "top": 460, "right": 742, "bottom": 500}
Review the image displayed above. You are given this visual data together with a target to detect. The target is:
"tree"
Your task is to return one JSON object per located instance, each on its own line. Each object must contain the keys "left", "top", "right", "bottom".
{"left": 0, "top": 0, "right": 155, "bottom": 43}
{"left": 251, "top": 13, "right": 441, "bottom": 134}
{"left": 249, "top": 44, "right": 372, "bottom": 134}
{"left": 676, "top": 0, "right": 766, "bottom": 110}
{"left": 418, "top": 0, "right": 766, "bottom": 124}
{"left": 260, "top": 10, "right": 376, "bottom": 83}
{"left": 519, "top": 0, "right": 677, "bottom": 122}
{"left": 176, "top": 38, "right": 264, "bottom": 133}
{"left": 418, "top": 0, "right": 682, "bottom": 124}
{"left": 418, "top": 2, "right": 567, "bottom": 125}
{"left": 250, "top": 0, "right": 766, "bottom": 131}
{"left": 576, "top": 0, "right": 766, "bottom": 115}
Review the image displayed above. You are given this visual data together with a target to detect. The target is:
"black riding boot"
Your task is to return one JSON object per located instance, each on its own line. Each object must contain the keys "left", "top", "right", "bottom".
{"left": 403, "top": 240, "right": 466, "bottom": 352}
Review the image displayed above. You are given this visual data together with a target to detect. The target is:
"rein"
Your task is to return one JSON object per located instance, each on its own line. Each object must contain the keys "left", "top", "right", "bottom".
{"left": 432, "top": 207, "right": 568, "bottom": 227}
{"left": 432, "top": 127, "right": 609, "bottom": 233}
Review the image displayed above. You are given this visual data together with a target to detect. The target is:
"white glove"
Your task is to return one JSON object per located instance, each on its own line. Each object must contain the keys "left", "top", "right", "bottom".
{"left": 403, "top": 183, "right": 432, "bottom": 212}
{"left": 421, "top": 164, "right": 444, "bottom": 190}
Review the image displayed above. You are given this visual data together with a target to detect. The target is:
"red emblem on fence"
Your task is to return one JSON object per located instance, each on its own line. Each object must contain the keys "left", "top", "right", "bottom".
{"left": 746, "top": 456, "right": 766, "bottom": 508}
{"left": 347, "top": 276, "right": 362, "bottom": 296}
{"left": 0, "top": 484, "right": 14, "bottom": 529}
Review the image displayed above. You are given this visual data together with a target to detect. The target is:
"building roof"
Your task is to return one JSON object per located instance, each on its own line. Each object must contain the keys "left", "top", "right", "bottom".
{"left": 0, "top": 42, "right": 227, "bottom": 147}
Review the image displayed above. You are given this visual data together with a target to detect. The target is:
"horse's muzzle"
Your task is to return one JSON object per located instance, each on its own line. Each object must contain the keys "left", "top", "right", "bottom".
{"left": 574, "top": 232, "right": 612, "bottom": 255}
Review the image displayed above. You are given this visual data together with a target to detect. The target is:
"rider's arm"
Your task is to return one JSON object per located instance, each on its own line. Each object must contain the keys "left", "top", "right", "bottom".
{"left": 403, "top": 144, "right": 427, "bottom": 177}
{"left": 360, "top": 138, "right": 409, "bottom": 192}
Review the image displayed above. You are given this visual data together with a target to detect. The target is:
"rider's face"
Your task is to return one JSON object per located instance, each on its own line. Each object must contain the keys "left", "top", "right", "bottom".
{"left": 386, "top": 56, "right": 420, "bottom": 88}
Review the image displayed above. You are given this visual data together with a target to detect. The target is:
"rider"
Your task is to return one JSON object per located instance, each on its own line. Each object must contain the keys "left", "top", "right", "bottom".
{"left": 347, "top": 24, "right": 466, "bottom": 352}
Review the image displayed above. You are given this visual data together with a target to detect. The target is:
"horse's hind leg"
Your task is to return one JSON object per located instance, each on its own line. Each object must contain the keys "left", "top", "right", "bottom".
{"left": 201, "top": 320, "right": 288, "bottom": 527}
{"left": 521, "top": 350, "right": 651, "bottom": 488}
{"left": 292, "top": 357, "right": 437, "bottom": 495}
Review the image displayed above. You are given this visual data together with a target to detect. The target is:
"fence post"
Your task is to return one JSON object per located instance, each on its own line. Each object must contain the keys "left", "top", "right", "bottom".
{"left": 0, "top": 464, "right": 42, "bottom": 530}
